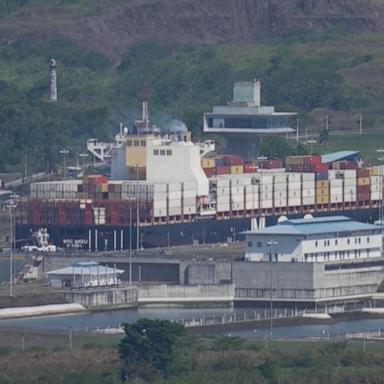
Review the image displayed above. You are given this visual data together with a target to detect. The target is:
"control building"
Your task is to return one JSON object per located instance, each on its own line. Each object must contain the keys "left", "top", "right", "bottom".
{"left": 244, "top": 216, "right": 382, "bottom": 262}
{"left": 203, "top": 80, "right": 296, "bottom": 158}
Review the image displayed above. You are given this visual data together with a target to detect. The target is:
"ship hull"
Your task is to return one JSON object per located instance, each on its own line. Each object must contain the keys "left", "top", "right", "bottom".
{"left": 16, "top": 208, "right": 379, "bottom": 251}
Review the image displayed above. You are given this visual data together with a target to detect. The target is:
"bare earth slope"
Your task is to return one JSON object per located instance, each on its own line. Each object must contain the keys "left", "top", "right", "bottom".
{"left": 1, "top": 0, "right": 384, "bottom": 62}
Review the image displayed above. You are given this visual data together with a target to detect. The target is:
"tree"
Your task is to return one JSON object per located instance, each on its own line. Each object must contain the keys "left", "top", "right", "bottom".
{"left": 119, "top": 319, "right": 185, "bottom": 379}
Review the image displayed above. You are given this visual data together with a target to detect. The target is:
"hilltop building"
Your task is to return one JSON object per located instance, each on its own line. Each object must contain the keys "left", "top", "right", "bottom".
{"left": 203, "top": 80, "right": 296, "bottom": 158}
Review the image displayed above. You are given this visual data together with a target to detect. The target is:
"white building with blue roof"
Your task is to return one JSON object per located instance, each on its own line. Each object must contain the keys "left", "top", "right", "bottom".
{"left": 47, "top": 261, "right": 125, "bottom": 289}
{"left": 245, "top": 216, "right": 382, "bottom": 263}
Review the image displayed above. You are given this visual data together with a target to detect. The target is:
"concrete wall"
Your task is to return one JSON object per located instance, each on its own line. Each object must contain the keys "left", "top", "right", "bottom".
{"left": 182, "top": 262, "right": 232, "bottom": 285}
{"left": 233, "top": 261, "right": 315, "bottom": 301}
{"left": 65, "top": 286, "right": 138, "bottom": 309}
{"left": 233, "top": 259, "right": 384, "bottom": 302}
{"left": 138, "top": 284, "right": 234, "bottom": 305}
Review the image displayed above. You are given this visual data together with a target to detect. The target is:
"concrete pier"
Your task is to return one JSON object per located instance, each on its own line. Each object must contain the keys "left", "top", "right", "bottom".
{"left": 64, "top": 286, "right": 138, "bottom": 310}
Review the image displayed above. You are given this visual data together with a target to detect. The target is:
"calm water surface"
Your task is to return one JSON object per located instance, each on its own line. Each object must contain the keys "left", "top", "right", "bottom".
{"left": 1, "top": 307, "right": 384, "bottom": 339}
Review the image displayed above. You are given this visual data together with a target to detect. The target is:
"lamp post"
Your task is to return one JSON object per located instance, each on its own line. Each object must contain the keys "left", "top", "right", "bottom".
{"left": 377, "top": 150, "right": 384, "bottom": 254}
{"left": 59, "top": 149, "right": 69, "bottom": 179}
{"left": 6, "top": 194, "right": 18, "bottom": 297}
{"left": 79, "top": 153, "right": 88, "bottom": 175}
{"left": 134, "top": 164, "right": 141, "bottom": 253}
{"left": 267, "top": 239, "right": 278, "bottom": 343}
{"left": 129, "top": 200, "right": 133, "bottom": 285}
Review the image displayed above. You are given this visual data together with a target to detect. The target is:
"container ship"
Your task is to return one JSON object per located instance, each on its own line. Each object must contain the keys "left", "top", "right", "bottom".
{"left": 15, "top": 82, "right": 384, "bottom": 251}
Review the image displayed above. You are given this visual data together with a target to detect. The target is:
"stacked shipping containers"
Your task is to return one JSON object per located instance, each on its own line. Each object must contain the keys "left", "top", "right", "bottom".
{"left": 357, "top": 168, "right": 370, "bottom": 201}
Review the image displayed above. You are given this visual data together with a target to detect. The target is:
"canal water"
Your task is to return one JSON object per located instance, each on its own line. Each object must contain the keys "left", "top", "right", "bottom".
{"left": 0, "top": 256, "right": 23, "bottom": 283}
{"left": 1, "top": 306, "right": 384, "bottom": 339}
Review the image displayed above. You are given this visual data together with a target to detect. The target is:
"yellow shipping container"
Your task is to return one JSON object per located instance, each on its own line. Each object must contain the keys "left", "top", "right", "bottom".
{"left": 357, "top": 177, "right": 370, "bottom": 186}
{"left": 202, "top": 158, "right": 216, "bottom": 168}
{"left": 368, "top": 166, "right": 380, "bottom": 176}
{"left": 316, "top": 188, "right": 329, "bottom": 197}
{"left": 101, "top": 183, "right": 108, "bottom": 193}
{"left": 230, "top": 165, "right": 243, "bottom": 174}
{"left": 316, "top": 180, "right": 329, "bottom": 189}
{"left": 316, "top": 196, "right": 329, "bottom": 204}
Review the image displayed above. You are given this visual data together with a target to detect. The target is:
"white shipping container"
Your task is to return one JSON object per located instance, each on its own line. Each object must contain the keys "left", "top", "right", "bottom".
{"left": 303, "top": 196, "right": 315, "bottom": 205}
{"left": 217, "top": 203, "right": 230, "bottom": 212}
{"left": 330, "top": 193, "right": 343, "bottom": 203}
{"left": 217, "top": 178, "right": 230, "bottom": 188}
{"left": 371, "top": 191, "right": 381, "bottom": 200}
{"left": 183, "top": 206, "right": 196, "bottom": 214}
{"left": 274, "top": 198, "right": 287, "bottom": 207}
{"left": 370, "top": 176, "right": 381, "bottom": 185}
{"left": 302, "top": 188, "right": 315, "bottom": 197}
{"left": 288, "top": 197, "right": 301, "bottom": 206}
{"left": 260, "top": 199, "right": 273, "bottom": 209}
{"left": 302, "top": 173, "right": 315, "bottom": 181}
{"left": 232, "top": 201, "right": 244, "bottom": 210}
{"left": 154, "top": 208, "right": 166, "bottom": 218}
{"left": 287, "top": 173, "right": 301, "bottom": 183}
{"left": 330, "top": 179, "right": 343, "bottom": 188}
{"left": 169, "top": 207, "right": 182, "bottom": 216}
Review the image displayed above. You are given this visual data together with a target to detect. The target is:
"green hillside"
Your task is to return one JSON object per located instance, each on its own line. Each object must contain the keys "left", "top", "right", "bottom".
{"left": 1, "top": 6, "right": 384, "bottom": 172}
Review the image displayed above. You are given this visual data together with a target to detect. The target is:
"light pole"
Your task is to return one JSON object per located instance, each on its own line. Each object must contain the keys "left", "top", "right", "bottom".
{"left": 59, "top": 149, "right": 69, "bottom": 179}
{"left": 79, "top": 153, "right": 88, "bottom": 175}
{"left": 129, "top": 199, "right": 133, "bottom": 286}
{"left": 377, "top": 149, "right": 384, "bottom": 226}
{"left": 267, "top": 239, "right": 278, "bottom": 343}
{"left": 134, "top": 164, "right": 141, "bottom": 253}
{"left": 6, "top": 195, "right": 18, "bottom": 297}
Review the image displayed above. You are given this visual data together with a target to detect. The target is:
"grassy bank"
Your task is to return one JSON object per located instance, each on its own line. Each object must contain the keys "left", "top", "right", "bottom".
{"left": 1, "top": 328, "right": 384, "bottom": 383}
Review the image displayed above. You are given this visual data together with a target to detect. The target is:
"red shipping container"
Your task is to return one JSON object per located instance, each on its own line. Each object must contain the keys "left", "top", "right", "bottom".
{"left": 357, "top": 168, "right": 370, "bottom": 178}
{"left": 357, "top": 193, "right": 370, "bottom": 201}
{"left": 357, "top": 185, "right": 370, "bottom": 194}
{"left": 223, "top": 155, "right": 243, "bottom": 166}
{"left": 313, "top": 163, "right": 329, "bottom": 173}
{"left": 266, "top": 160, "right": 283, "bottom": 169}
{"left": 86, "top": 175, "right": 108, "bottom": 185}
{"left": 341, "top": 161, "right": 358, "bottom": 170}
{"left": 244, "top": 164, "right": 257, "bottom": 173}
{"left": 216, "top": 166, "right": 231, "bottom": 175}
{"left": 304, "top": 155, "right": 322, "bottom": 165}
{"left": 203, "top": 167, "right": 216, "bottom": 177}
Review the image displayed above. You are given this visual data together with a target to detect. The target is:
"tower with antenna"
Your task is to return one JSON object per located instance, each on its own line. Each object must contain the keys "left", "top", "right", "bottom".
{"left": 136, "top": 84, "right": 150, "bottom": 132}
{"left": 48, "top": 58, "right": 58, "bottom": 102}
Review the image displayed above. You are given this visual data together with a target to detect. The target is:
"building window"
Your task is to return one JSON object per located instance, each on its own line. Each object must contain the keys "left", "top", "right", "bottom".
{"left": 141, "top": 140, "right": 146, "bottom": 146}
{"left": 335, "top": 239, "right": 338, "bottom": 245}
{"left": 167, "top": 149, "right": 172, "bottom": 156}
{"left": 247, "top": 241, "right": 253, "bottom": 248}
{"left": 347, "top": 238, "right": 350, "bottom": 244}
{"left": 315, "top": 241, "right": 318, "bottom": 247}
{"left": 134, "top": 140, "right": 139, "bottom": 147}
{"left": 257, "top": 241, "right": 262, "bottom": 248}
{"left": 160, "top": 149, "right": 166, "bottom": 156}
{"left": 127, "top": 140, "right": 132, "bottom": 147}
{"left": 154, "top": 150, "right": 159, "bottom": 155}
{"left": 358, "top": 238, "right": 361, "bottom": 244}
{"left": 324, "top": 240, "right": 326, "bottom": 246}
{"left": 367, "top": 237, "right": 370, "bottom": 243}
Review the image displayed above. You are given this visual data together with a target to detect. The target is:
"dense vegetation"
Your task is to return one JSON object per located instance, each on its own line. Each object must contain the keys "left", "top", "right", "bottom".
{"left": 1, "top": 2, "right": 384, "bottom": 172}
{"left": 1, "top": 326, "right": 384, "bottom": 384}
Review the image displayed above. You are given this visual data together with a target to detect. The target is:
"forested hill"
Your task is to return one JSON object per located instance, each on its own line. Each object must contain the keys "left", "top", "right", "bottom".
{"left": 1, "top": 0, "right": 384, "bottom": 63}
{"left": 1, "top": 0, "right": 384, "bottom": 173}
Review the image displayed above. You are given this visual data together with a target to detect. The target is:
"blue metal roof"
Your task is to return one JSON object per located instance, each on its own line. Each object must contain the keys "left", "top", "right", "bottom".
{"left": 321, "top": 151, "right": 359, "bottom": 164}
{"left": 245, "top": 216, "right": 380, "bottom": 236}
